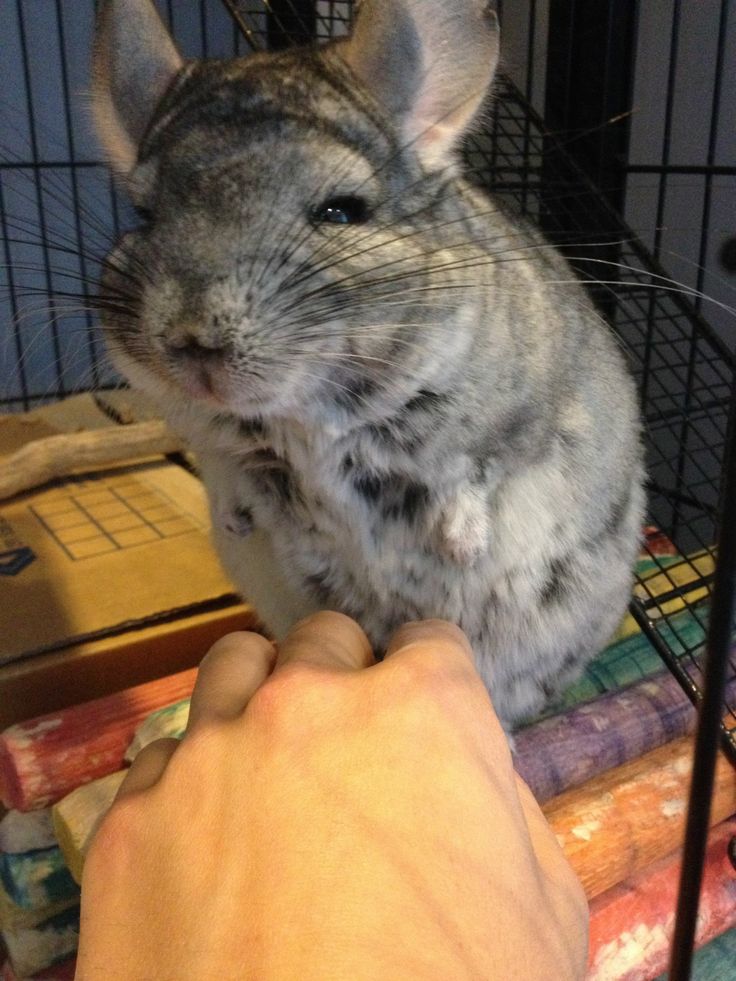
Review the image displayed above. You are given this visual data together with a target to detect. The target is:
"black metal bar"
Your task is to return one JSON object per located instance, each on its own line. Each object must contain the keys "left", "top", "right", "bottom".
{"left": 218, "top": 0, "right": 261, "bottom": 51}
{"left": 0, "top": 174, "right": 30, "bottom": 409}
{"left": 544, "top": 0, "right": 637, "bottom": 211}
{"left": 0, "top": 161, "right": 104, "bottom": 170}
{"left": 624, "top": 164, "right": 736, "bottom": 177}
{"left": 695, "top": 0, "right": 729, "bottom": 311}
{"left": 54, "top": 0, "right": 100, "bottom": 390}
{"left": 265, "top": 0, "right": 315, "bottom": 50}
{"left": 200, "top": 0, "right": 209, "bottom": 58}
{"left": 669, "top": 384, "right": 736, "bottom": 977}
{"left": 652, "top": 0, "right": 681, "bottom": 261}
{"left": 14, "top": 0, "right": 66, "bottom": 402}
{"left": 542, "top": 1, "right": 638, "bottom": 319}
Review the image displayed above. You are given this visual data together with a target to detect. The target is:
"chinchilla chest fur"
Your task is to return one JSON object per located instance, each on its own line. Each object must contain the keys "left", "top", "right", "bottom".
{"left": 93, "top": 0, "right": 645, "bottom": 727}
{"left": 191, "top": 197, "right": 644, "bottom": 727}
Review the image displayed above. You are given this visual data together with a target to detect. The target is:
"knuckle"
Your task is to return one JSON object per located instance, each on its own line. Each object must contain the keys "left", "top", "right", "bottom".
{"left": 201, "top": 631, "right": 272, "bottom": 667}
{"left": 292, "top": 610, "right": 356, "bottom": 634}
{"left": 83, "top": 796, "right": 142, "bottom": 878}
{"left": 246, "top": 661, "right": 337, "bottom": 729}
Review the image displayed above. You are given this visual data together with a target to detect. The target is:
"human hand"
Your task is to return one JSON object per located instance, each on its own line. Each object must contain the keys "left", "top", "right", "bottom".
{"left": 76, "top": 613, "right": 588, "bottom": 980}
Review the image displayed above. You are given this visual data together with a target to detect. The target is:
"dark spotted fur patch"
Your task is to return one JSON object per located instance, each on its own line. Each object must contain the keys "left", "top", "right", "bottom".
{"left": 333, "top": 375, "right": 379, "bottom": 411}
{"left": 382, "top": 482, "right": 430, "bottom": 522}
{"left": 353, "top": 471, "right": 384, "bottom": 502}
{"left": 249, "top": 450, "right": 300, "bottom": 508}
{"left": 604, "top": 482, "right": 632, "bottom": 536}
{"left": 540, "top": 555, "right": 573, "bottom": 605}
{"left": 239, "top": 416, "right": 267, "bottom": 439}
{"left": 353, "top": 471, "right": 430, "bottom": 522}
{"left": 305, "top": 571, "right": 333, "bottom": 604}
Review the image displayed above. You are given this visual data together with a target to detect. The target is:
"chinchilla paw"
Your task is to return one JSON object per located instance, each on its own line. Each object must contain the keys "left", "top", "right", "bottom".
{"left": 222, "top": 505, "right": 255, "bottom": 537}
{"left": 439, "top": 486, "right": 491, "bottom": 564}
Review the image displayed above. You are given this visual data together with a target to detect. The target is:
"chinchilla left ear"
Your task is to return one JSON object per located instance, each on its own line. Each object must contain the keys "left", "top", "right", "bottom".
{"left": 92, "top": 0, "right": 184, "bottom": 176}
{"left": 339, "top": 0, "right": 500, "bottom": 170}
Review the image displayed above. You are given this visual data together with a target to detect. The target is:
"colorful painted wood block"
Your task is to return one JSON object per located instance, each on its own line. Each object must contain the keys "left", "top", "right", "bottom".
{"left": 543, "top": 735, "right": 736, "bottom": 900}
{"left": 0, "top": 848, "right": 78, "bottom": 912}
{"left": 52, "top": 771, "right": 127, "bottom": 886}
{"left": 1, "top": 906, "right": 79, "bottom": 979}
{"left": 0, "top": 810, "right": 56, "bottom": 854}
{"left": 588, "top": 819, "right": 736, "bottom": 980}
{"left": 0, "top": 668, "right": 197, "bottom": 811}
{"left": 1, "top": 956, "right": 76, "bottom": 981}
{"left": 516, "top": 670, "right": 736, "bottom": 803}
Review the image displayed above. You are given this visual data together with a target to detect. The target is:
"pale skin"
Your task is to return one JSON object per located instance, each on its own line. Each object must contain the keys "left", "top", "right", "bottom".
{"left": 76, "top": 613, "right": 588, "bottom": 980}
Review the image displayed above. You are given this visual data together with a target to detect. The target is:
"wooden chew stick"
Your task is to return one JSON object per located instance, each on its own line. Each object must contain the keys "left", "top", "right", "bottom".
{"left": 0, "top": 669, "right": 197, "bottom": 811}
{"left": 0, "top": 421, "right": 182, "bottom": 500}
{"left": 0, "top": 847, "right": 78, "bottom": 912}
{"left": 52, "top": 772, "right": 127, "bottom": 885}
{"left": 0, "top": 881, "right": 78, "bottom": 933}
{"left": 542, "top": 734, "right": 736, "bottom": 900}
{"left": 588, "top": 817, "right": 736, "bottom": 981}
{"left": 0, "top": 809, "right": 56, "bottom": 854}
{"left": 516, "top": 671, "right": 736, "bottom": 803}
{"left": 55, "top": 701, "right": 190, "bottom": 883}
{"left": 1, "top": 906, "right": 79, "bottom": 979}
{"left": 1, "top": 956, "right": 76, "bottom": 981}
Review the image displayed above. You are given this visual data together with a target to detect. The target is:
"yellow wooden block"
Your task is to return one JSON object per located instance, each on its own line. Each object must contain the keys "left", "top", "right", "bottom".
{"left": 52, "top": 771, "right": 126, "bottom": 885}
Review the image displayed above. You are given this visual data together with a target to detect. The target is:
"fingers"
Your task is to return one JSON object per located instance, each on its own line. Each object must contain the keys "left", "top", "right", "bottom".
{"left": 385, "top": 619, "right": 475, "bottom": 665}
{"left": 187, "top": 632, "right": 277, "bottom": 733}
{"left": 115, "top": 738, "right": 180, "bottom": 801}
{"left": 275, "top": 611, "right": 375, "bottom": 672}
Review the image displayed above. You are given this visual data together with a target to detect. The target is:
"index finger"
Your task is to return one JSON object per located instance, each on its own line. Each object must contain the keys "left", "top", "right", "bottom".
{"left": 275, "top": 611, "right": 375, "bottom": 672}
{"left": 384, "top": 619, "right": 476, "bottom": 665}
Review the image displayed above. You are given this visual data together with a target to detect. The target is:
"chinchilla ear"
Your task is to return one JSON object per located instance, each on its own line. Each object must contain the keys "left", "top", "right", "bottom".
{"left": 341, "top": 0, "right": 500, "bottom": 169}
{"left": 92, "top": 0, "right": 184, "bottom": 176}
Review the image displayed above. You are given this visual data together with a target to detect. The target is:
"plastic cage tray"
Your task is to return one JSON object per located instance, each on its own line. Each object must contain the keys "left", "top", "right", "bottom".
{"left": 1, "top": 0, "right": 734, "bottom": 764}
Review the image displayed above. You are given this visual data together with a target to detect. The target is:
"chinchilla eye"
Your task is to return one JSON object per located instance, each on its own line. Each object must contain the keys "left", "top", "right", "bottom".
{"left": 133, "top": 205, "right": 154, "bottom": 225}
{"left": 311, "top": 195, "right": 368, "bottom": 225}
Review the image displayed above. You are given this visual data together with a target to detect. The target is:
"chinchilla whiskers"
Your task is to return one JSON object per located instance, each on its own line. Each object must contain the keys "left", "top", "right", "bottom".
{"left": 268, "top": 324, "right": 452, "bottom": 353}
{"left": 1, "top": 166, "right": 113, "bottom": 246}
{"left": 281, "top": 179, "right": 633, "bottom": 295}
{"left": 275, "top": 348, "right": 436, "bottom": 373}
{"left": 264, "top": 360, "right": 380, "bottom": 412}
{"left": 247, "top": 132, "right": 419, "bottom": 285}
{"left": 3, "top": 221, "right": 152, "bottom": 291}
{"left": 3, "top": 213, "right": 111, "bottom": 262}
{"left": 0, "top": 258, "right": 142, "bottom": 306}
{"left": 270, "top": 288, "right": 463, "bottom": 325}
{"left": 288, "top": 245, "right": 714, "bottom": 320}
{"left": 554, "top": 258, "right": 736, "bottom": 320}
{"left": 290, "top": 234, "right": 634, "bottom": 309}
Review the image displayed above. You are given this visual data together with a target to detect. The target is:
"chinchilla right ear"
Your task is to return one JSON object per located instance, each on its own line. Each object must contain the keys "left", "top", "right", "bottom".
{"left": 92, "top": 0, "right": 184, "bottom": 177}
{"left": 339, "top": 0, "right": 500, "bottom": 170}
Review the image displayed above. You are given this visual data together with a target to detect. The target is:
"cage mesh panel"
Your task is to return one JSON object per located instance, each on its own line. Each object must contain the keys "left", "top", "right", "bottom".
{"left": 1, "top": 0, "right": 735, "bottom": 756}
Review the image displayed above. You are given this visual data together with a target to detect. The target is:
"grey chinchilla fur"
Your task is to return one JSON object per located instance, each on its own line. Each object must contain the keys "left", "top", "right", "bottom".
{"left": 92, "top": 0, "right": 645, "bottom": 727}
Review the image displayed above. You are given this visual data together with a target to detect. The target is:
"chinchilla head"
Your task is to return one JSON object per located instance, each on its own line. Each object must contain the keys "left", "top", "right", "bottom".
{"left": 92, "top": 0, "right": 500, "bottom": 427}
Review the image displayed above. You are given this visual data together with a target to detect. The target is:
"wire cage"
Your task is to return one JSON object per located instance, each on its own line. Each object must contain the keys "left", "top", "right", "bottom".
{"left": 1, "top": 0, "right": 735, "bottom": 973}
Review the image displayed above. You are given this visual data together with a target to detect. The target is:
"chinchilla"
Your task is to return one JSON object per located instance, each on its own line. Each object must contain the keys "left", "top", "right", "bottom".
{"left": 92, "top": 0, "right": 645, "bottom": 727}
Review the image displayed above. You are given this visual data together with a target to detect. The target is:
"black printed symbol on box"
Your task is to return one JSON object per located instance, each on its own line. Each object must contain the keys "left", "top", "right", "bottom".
{"left": 0, "top": 546, "right": 36, "bottom": 576}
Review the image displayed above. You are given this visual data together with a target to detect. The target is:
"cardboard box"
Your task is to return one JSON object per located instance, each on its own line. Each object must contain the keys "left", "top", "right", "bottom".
{"left": 0, "top": 603, "right": 260, "bottom": 729}
{"left": 0, "top": 397, "right": 262, "bottom": 717}
{"left": 0, "top": 456, "right": 244, "bottom": 665}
